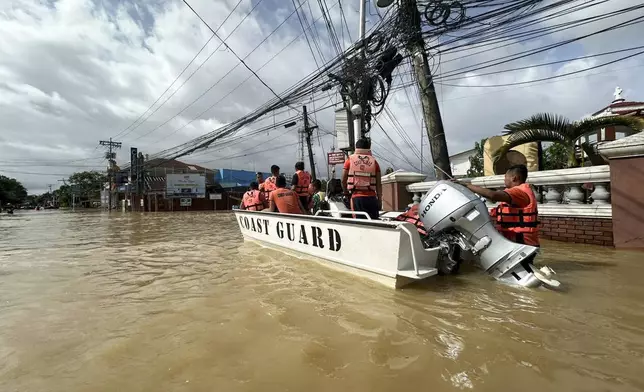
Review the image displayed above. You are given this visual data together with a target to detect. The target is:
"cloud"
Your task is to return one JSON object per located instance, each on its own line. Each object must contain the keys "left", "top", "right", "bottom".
{"left": 0, "top": 0, "right": 643, "bottom": 193}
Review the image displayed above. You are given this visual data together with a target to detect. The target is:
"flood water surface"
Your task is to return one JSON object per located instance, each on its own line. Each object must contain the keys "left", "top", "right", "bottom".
{"left": 1, "top": 210, "right": 643, "bottom": 391}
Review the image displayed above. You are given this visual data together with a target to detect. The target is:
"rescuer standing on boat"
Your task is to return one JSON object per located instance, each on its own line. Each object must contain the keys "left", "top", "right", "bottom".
{"left": 268, "top": 176, "right": 307, "bottom": 214}
{"left": 291, "top": 161, "right": 312, "bottom": 210}
{"left": 240, "top": 181, "right": 266, "bottom": 211}
{"left": 342, "top": 138, "right": 382, "bottom": 220}
{"left": 456, "top": 164, "right": 540, "bottom": 247}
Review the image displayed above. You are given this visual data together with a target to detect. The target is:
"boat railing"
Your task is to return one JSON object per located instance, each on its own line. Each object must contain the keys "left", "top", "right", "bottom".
{"left": 314, "top": 210, "right": 372, "bottom": 220}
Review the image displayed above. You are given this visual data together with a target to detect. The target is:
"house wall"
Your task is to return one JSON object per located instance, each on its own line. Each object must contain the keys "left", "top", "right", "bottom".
{"left": 609, "top": 156, "right": 644, "bottom": 249}
{"left": 539, "top": 216, "right": 613, "bottom": 246}
{"left": 450, "top": 154, "right": 472, "bottom": 177}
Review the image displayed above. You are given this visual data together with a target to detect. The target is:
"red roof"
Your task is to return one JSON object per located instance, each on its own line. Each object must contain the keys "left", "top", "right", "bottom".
{"left": 592, "top": 100, "right": 644, "bottom": 117}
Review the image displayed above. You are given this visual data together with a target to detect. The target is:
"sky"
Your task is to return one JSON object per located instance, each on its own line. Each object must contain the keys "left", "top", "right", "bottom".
{"left": 1, "top": 0, "right": 643, "bottom": 193}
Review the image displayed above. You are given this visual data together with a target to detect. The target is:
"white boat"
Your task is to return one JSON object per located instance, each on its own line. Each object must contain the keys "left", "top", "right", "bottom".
{"left": 235, "top": 180, "right": 561, "bottom": 290}
{"left": 234, "top": 209, "right": 441, "bottom": 289}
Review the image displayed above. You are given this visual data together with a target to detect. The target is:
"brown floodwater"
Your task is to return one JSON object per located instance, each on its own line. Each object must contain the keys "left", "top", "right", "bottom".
{"left": 1, "top": 210, "right": 643, "bottom": 392}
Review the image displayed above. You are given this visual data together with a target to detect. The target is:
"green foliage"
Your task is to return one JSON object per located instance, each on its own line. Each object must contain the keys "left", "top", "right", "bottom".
{"left": 497, "top": 113, "right": 644, "bottom": 167}
{"left": 466, "top": 139, "right": 486, "bottom": 177}
{"left": 542, "top": 143, "right": 569, "bottom": 170}
{"left": 385, "top": 167, "right": 395, "bottom": 175}
{"left": 0, "top": 175, "right": 28, "bottom": 206}
{"left": 68, "top": 171, "right": 107, "bottom": 200}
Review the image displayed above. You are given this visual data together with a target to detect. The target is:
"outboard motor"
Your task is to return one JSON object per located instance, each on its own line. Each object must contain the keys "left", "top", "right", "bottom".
{"left": 418, "top": 180, "right": 560, "bottom": 289}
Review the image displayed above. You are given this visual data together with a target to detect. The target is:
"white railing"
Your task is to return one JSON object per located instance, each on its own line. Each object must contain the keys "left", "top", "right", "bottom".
{"left": 405, "top": 166, "right": 612, "bottom": 218}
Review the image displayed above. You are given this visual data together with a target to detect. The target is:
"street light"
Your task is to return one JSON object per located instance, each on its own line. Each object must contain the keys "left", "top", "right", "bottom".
{"left": 351, "top": 104, "right": 363, "bottom": 144}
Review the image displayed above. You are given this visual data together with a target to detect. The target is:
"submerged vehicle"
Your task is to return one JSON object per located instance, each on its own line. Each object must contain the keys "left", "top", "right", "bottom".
{"left": 234, "top": 180, "right": 560, "bottom": 290}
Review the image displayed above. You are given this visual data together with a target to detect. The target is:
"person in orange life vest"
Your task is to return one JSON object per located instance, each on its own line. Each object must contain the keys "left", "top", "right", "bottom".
{"left": 393, "top": 203, "right": 428, "bottom": 237}
{"left": 268, "top": 175, "right": 307, "bottom": 214}
{"left": 291, "top": 161, "right": 312, "bottom": 209}
{"left": 341, "top": 138, "right": 382, "bottom": 220}
{"left": 240, "top": 181, "right": 266, "bottom": 211}
{"left": 454, "top": 164, "right": 540, "bottom": 247}
{"left": 262, "top": 165, "right": 280, "bottom": 203}
{"left": 256, "top": 172, "right": 268, "bottom": 207}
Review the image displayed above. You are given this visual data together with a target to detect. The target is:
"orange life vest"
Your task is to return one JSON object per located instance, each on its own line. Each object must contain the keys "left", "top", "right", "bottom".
{"left": 394, "top": 204, "right": 428, "bottom": 237}
{"left": 263, "top": 176, "right": 277, "bottom": 195}
{"left": 489, "top": 183, "right": 540, "bottom": 246}
{"left": 242, "top": 190, "right": 264, "bottom": 211}
{"left": 294, "top": 170, "right": 312, "bottom": 197}
{"left": 347, "top": 148, "right": 377, "bottom": 192}
{"left": 271, "top": 188, "right": 302, "bottom": 214}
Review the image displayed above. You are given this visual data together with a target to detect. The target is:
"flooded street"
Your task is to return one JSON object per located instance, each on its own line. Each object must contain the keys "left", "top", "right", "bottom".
{"left": 1, "top": 210, "right": 643, "bottom": 392}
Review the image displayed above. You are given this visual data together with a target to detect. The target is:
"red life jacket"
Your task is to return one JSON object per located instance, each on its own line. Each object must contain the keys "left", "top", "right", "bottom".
{"left": 489, "top": 183, "right": 540, "bottom": 246}
{"left": 294, "top": 170, "right": 311, "bottom": 197}
{"left": 394, "top": 205, "right": 428, "bottom": 237}
{"left": 347, "top": 148, "right": 377, "bottom": 192}
{"left": 242, "top": 190, "right": 264, "bottom": 211}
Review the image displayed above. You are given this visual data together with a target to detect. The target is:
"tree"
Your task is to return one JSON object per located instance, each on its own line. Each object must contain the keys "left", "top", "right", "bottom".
{"left": 0, "top": 175, "right": 28, "bottom": 206}
{"left": 466, "top": 138, "right": 486, "bottom": 177}
{"left": 495, "top": 113, "right": 643, "bottom": 167}
{"left": 542, "top": 143, "right": 569, "bottom": 170}
{"left": 385, "top": 167, "right": 395, "bottom": 175}
{"left": 68, "top": 171, "right": 107, "bottom": 201}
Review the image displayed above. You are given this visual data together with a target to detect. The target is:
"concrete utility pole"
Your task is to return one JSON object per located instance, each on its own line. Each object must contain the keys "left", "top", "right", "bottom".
{"left": 47, "top": 184, "right": 54, "bottom": 206}
{"left": 99, "top": 138, "right": 122, "bottom": 211}
{"left": 302, "top": 105, "right": 318, "bottom": 181}
{"left": 400, "top": 0, "right": 452, "bottom": 179}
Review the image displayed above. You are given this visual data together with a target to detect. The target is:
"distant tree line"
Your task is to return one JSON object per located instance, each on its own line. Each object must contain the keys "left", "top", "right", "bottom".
{"left": 1, "top": 171, "right": 106, "bottom": 208}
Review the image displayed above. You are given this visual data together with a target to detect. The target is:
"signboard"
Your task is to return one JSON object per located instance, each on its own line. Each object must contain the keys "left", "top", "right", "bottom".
{"left": 209, "top": 193, "right": 223, "bottom": 200}
{"left": 334, "top": 108, "right": 351, "bottom": 150}
{"left": 180, "top": 198, "right": 192, "bottom": 206}
{"left": 166, "top": 174, "right": 206, "bottom": 198}
{"left": 327, "top": 151, "right": 345, "bottom": 165}
{"left": 100, "top": 190, "right": 109, "bottom": 207}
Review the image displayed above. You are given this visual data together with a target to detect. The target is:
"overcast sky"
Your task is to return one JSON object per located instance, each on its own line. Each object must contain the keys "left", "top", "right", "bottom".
{"left": 1, "top": 0, "right": 643, "bottom": 193}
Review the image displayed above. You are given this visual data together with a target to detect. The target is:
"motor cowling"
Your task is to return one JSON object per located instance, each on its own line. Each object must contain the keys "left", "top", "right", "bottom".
{"left": 418, "top": 180, "right": 559, "bottom": 289}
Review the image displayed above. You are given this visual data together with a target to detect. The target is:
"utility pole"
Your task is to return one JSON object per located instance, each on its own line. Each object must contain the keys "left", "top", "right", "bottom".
{"left": 57, "top": 178, "right": 67, "bottom": 207}
{"left": 400, "top": 0, "right": 452, "bottom": 179}
{"left": 47, "top": 184, "right": 54, "bottom": 207}
{"left": 99, "top": 138, "right": 122, "bottom": 211}
{"left": 302, "top": 105, "right": 318, "bottom": 181}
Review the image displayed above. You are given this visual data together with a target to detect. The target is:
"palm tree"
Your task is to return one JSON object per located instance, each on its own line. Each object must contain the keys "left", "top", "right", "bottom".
{"left": 494, "top": 113, "right": 644, "bottom": 167}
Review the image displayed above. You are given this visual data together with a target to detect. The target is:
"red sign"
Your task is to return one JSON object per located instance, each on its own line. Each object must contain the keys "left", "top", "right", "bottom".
{"left": 327, "top": 152, "right": 345, "bottom": 165}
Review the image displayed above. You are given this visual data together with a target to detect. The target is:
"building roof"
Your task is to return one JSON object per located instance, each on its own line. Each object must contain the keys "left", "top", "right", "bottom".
{"left": 449, "top": 148, "right": 476, "bottom": 159}
{"left": 214, "top": 169, "right": 271, "bottom": 188}
{"left": 145, "top": 159, "right": 214, "bottom": 174}
{"left": 590, "top": 87, "right": 644, "bottom": 118}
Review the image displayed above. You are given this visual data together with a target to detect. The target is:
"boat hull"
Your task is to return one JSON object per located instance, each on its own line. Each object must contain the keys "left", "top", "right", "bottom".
{"left": 234, "top": 210, "right": 440, "bottom": 288}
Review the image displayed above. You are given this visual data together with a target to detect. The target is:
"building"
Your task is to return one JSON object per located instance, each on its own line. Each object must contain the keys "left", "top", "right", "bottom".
{"left": 213, "top": 169, "right": 271, "bottom": 189}
{"left": 449, "top": 148, "right": 477, "bottom": 178}
{"left": 576, "top": 86, "right": 644, "bottom": 148}
{"left": 115, "top": 159, "right": 250, "bottom": 211}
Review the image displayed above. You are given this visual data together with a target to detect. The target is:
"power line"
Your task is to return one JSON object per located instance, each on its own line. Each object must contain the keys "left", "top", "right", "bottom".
{"left": 183, "top": 0, "right": 300, "bottom": 112}
{"left": 438, "top": 49, "right": 644, "bottom": 88}
{"left": 112, "top": 0, "right": 247, "bottom": 140}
